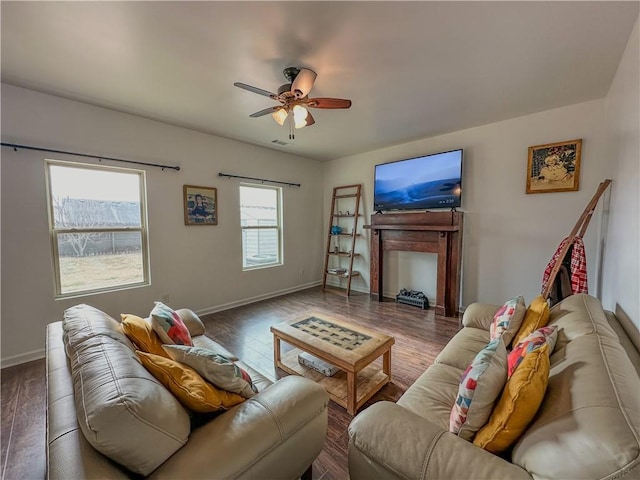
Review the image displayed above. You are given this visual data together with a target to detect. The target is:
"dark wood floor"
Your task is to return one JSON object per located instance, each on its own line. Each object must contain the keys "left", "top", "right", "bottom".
{"left": 1, "top": 286, "right": 460, "bottom": 480}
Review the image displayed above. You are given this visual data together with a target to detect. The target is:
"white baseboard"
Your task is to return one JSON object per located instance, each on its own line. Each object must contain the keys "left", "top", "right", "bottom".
{"left": 1, "top": 348, "right": 45, "bottom": 369}
{"left": 196, "top": 281, "right": 323, "bottom": 317}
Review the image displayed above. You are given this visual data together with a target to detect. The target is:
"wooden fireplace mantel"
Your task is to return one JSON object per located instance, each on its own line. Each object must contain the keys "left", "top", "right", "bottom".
{"left": 365, "top": 211, "right": 463, "bottom": 317}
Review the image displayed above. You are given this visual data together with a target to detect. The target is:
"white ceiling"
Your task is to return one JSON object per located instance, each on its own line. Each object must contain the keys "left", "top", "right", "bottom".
{"left": 2, "top": 2, "right": 638, "bottom": 161}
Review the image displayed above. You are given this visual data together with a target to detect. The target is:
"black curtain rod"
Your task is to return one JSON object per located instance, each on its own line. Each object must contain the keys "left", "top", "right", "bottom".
{"left": 218, "top": 172, "right": 301, "bottom": 187}
{"left": 1, "top": 142, "right": 181, "bottom": 171}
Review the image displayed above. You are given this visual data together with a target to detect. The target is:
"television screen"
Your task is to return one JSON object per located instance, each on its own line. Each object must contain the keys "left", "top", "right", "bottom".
{"left": 374, "top": 149, "right": 463, "bottom": 211}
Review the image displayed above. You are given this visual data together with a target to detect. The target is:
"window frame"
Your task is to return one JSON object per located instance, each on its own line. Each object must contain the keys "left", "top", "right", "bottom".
{"left": 45, "top": 159, "right": 150, "bottom": 298}
{"left": 239, "top": 183, "right": 283, "bottom": 271}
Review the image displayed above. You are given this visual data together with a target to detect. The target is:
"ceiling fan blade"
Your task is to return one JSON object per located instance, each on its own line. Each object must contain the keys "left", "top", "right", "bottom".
{"left": 234, "top": 82, "right": 277, "bottom": 98}
{"left": 249, "top": 106, "right": 280, "bottom": 118}
{"left": 307, "top": 98, "right": 352, "bottom": 109}
{"left": 305, "top": 111, "right": 315, "bottom": 127}
{"left": 291, "top": 68, "right": 317, "bottom": 99}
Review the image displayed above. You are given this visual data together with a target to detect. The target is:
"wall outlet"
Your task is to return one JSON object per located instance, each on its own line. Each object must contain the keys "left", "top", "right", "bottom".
{"left": 161, "top": 293, "right": 170, "bottom": 304}
{"left": 300, "top": 268, "right": 305, "bottom": 277}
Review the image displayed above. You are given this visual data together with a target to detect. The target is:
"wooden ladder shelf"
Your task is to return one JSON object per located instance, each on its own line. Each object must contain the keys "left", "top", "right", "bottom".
{"left": 322, "top": 184, "right": 362, "bottom": 296}
{"left": 541, "top": 179, "right": 612, "bottom": 302}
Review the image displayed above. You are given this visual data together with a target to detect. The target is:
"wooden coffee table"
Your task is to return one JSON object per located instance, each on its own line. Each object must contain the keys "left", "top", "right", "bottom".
{"left": 270, "top": 312, "right": 394, "bottom": 415}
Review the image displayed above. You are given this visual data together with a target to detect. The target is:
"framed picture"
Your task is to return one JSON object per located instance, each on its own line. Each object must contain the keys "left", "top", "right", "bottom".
{"left": 183, "top": 185, "right": 217, "bottom": 225}
{"left": 526, "top": 139, "right": 582, "bottom": 194}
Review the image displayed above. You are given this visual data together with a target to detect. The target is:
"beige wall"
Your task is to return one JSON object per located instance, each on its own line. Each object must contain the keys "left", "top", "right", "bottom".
{"left": 601, "top": 17, "right": 640, "bottom": 329}
{"left": 1, "top": 84, "right": 325, "bottom": 366}
{"left": 323, "top": 99, "right": 611, "bottom": 308}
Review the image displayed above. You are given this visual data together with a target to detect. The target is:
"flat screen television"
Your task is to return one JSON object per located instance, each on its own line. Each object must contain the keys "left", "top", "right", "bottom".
{"left": 373, "top": 149, "right": 463, "bottom": 211}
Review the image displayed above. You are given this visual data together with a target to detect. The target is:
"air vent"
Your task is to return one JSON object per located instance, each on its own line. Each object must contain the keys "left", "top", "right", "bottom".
{"left": 271, "top": 139, "right": 289, "bottom": 146}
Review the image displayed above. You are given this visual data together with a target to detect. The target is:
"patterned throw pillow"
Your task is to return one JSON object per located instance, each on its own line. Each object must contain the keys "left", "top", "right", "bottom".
{"left": 490, "top": 296, "right": 526, "bottom": 346}
{"left": 163, "top": 345, "right": 258, "bottom": 398}
{"left": 512, "top": 295, "right": 550, "bottom": 346}
{"left": 121, "top": 314, "right": 169, "bottom": 358}
{"left": 473, "top": 344, "right": 551, "bottom": 453}
{"left": 450, "top": 337, "right": 508, "bottom": 441}
{"left": 508, "top": 326, "right": 558, "bottom": 377}
{"left": 150, "top": 302, "right": 193, "bottom": 346}
{"left": 136, "top": 351, "right": 245, "bottom": 413}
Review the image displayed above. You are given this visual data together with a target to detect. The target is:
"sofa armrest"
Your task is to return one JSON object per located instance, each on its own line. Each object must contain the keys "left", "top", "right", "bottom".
{"left": 176, "top": 308, "right": 206, "bottom": 336}
{"left": 348, "top": 402, "right": 531, "bottom": 480}
{"left": 462, "top": 303, "right": 502, "bottom": 330}
{"left": 150, "top": 376, "right": 329, "bottom": 480}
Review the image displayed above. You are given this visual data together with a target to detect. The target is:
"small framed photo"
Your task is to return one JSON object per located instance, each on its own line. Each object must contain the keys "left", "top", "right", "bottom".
{"left": 526, "top": 139, "right": 582, "bottom": 194}
{"left": 183, "top": 185, "right": 217, "bottom": 225}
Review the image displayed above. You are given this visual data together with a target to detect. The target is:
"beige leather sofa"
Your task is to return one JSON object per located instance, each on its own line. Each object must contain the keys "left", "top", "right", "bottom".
{"left": 349, "top": 294, "right": 640, "bottom": 479}
{"left": 46, "top": 304, "right": 329, "bottom": 479}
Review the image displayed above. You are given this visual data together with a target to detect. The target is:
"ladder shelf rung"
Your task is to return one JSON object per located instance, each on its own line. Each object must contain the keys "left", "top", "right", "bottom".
{"left": 325, "top": 270, "right": 360, "bottom": 278}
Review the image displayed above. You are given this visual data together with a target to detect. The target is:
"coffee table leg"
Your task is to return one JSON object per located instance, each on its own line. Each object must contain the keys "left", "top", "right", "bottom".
{"left": 347, "top": 371, "right": 357, "bottom": 415}
{"left": 383, "top": 349, "right": 392, "bottom": 380}
{"left": 273, "top": 336, "right": 281, "bottom": 378}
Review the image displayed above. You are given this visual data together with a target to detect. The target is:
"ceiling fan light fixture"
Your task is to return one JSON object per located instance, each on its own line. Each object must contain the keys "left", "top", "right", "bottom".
{"left": 291, "top": 68, "right": 317, "bottom": 99}
{"left": 293, "top": 105, "right": 309, "bottom": 128}
{"left": 272, "top": 108, "right": 288, "bottom": 126}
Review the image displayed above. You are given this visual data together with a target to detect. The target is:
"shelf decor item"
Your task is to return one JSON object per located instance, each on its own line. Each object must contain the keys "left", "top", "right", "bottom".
{"left": 331, "top": 225, "right": 343, "bottom": 235}
{"left": 184, "top": 185, "right": 217, "bottom": 225}
{"left": 526, "top": 139, "right": 582, "bottom": 194}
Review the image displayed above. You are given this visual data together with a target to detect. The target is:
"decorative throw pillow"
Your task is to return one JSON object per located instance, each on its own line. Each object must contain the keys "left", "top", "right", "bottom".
{"left": 473, "top": 344, "right": 551, "bottom": 453}
{"left": 163, "top": 345, "right": 258, "bottom": 398}
{"left": 449, "top": 337, "right": 508, "bottom": 441}
{"left": 121, "top": 314, "right": 169, "bottom": 358}
{"left": 512, "top": 295, "right": 550, "bottom": 346}
{"left": 490, "top": 296, "right": 526, "bottom": 346}
{"left": 508, "top": 326, "right": 558, "bottom": 377}
{"left": 150, "top": 302, "right": 193, "bottom": 346}
{"left": 136, "top": 351, "right": 245, "bottom": 413}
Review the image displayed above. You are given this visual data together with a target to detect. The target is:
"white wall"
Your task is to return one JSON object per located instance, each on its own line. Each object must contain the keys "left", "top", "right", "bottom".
{"left": 601, "top": 17, "right": 640, "bottom": 328}
{"left": 324, "top": 99, "right": 611, "bottom": 308}
{"left": 1, "top": 84, "right": 325, "bottom": 366}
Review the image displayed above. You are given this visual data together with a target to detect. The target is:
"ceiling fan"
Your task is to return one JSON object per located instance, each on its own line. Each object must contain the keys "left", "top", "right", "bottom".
{"left": 234, "top": 67, "right": 352, "bottom": 138}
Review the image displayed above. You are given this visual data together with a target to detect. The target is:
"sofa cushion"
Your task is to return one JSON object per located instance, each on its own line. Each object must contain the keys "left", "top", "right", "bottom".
{"left": 512, "top": 326, "right": 640, "bottom": 478}
{"left": 490, "top": 296, "right": 526, "bottom": 346}
{"left": 163, "top": 345, "right": 259, "bottom": 398}
{"left": 474, "top": 344, "right": 551, "bottom": 453}
{"left": 150, "top": 301, "right": 193, "bottom": 346}
{"left": 121, "top": 313, "right": 169, "bottom": 357}
{"left": 137, "top": 351, "right": 246, "bottom": 412}
{"left": 461, "top": 302, "right": 501, "bottom": 330}
{"left": 435, "top": 326, "right": 490, "bottom": 371}
{"left": 548, "top": 293, "right": 619, "bottom": 351}
{"left": 512, "top": 295, "right": 550, "bottom": 346}
{"left": 397, "top": 362, "right": 461, "bottom": 430}
{"left": 62, "top": 305, "right": 190, "bottom": 476}
{"left": 450, "top": 338, "right": 508, "bottom": 441}
{"left": 190, "top": 334, "right": 239, "bottom": 361}
{"left": 507, "top": 326, "right": 558, "bottom": 377}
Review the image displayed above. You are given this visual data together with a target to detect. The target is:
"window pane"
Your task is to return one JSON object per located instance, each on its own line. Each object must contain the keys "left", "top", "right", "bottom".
{"left": 240, "top": 186, "right": 278, "bottom": 226}
{"left": 56, "top": 231, "right": 144, "bottom": 294}
{"left": 49, "top": 165, "right": 142, "bottom": 228}
{"left": 242, "top": 228, "right": 279, "bottom": 267}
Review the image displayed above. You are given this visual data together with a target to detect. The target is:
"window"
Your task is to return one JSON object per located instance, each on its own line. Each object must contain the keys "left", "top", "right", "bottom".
{"left": 240, "top": 184, "right": 282, "bottom": 269}
{"left": 46, "top": 161, "right": 149, "bottom": 297}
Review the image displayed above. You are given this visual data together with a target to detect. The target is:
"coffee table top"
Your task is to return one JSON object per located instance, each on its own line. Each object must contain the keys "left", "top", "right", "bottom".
{"left": 271, "top": 312, "right": 394, "bottom": 368}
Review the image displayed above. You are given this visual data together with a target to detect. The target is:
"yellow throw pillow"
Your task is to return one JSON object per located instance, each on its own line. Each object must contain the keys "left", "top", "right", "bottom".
{"left": 512, "top": 296, "right": 550, "bottom": 347}
{"left": 473, "top": 344, "right": 550, "bottom": 453}
{"left": 121, "top": 314, "right": 169, "bottom": 358}
{"left": 136, "top": 351, "right": 245, "bottom": 413}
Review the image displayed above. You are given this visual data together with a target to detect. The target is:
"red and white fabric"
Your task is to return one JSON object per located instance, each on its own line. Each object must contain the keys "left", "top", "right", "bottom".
{"left": 541, "top": 236, "right": 588, "bottom": 295}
